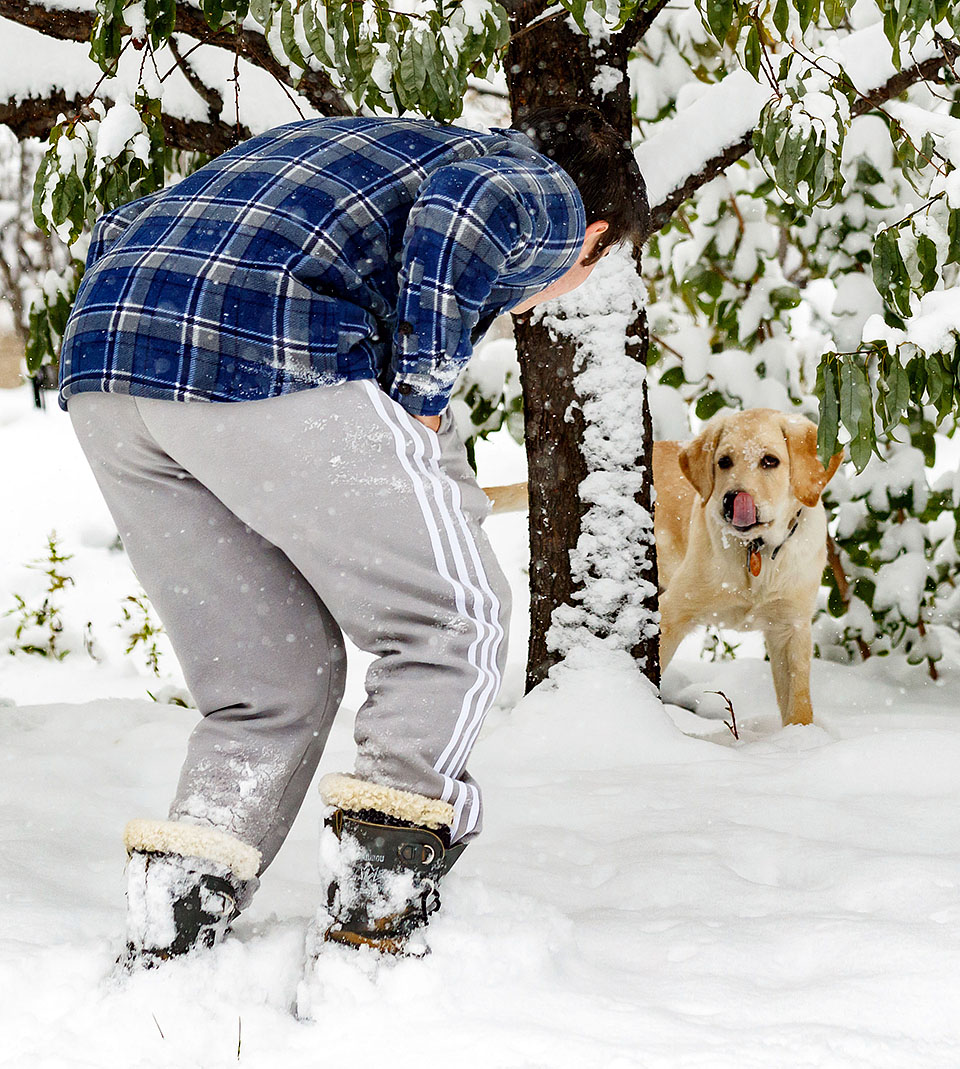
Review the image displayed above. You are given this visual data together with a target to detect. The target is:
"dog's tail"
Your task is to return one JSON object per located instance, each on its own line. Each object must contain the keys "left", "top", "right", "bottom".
{"left": 482, "top": 482, "right": 529, "bottom": 514}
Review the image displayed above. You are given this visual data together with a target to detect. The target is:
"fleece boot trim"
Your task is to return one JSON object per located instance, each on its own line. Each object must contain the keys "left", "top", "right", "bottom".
{"left": 124, "top": 818, "right": 261, "bottom": 881}
{"left": 319, "top": 773, "right": 455, "bottom": 832}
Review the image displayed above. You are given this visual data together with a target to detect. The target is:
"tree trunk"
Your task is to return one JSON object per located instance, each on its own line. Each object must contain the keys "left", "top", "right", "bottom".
{"left": 511, "top": 313, "right": 587, "bottom": 687}
{"left": 505, "top": 3, "right": 659, "bottom": 691}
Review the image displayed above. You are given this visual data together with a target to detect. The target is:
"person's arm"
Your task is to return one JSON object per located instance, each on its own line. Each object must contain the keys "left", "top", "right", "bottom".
{"left": 85, "top": 188, "right": 168, "bottom": 270}
{"left": 388, "top": 156, "right": 584, "bottom": 417}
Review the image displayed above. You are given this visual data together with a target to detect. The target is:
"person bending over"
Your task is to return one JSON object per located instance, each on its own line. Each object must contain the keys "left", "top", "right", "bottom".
{"left": 61, "top": 104, "right": 647, "bottom": 960}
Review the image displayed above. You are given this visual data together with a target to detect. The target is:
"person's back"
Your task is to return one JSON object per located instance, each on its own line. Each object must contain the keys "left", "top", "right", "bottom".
{"left": 60, "top": 116, "right": 585, "bottom": 411}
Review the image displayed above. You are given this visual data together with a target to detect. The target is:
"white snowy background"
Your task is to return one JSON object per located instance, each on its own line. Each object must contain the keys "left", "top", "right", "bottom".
{"left": 3, "top": 0, "right": 960, "bottom": 1054}
{"left": 2, "top": 381, "right": 960, "bottom": 1069}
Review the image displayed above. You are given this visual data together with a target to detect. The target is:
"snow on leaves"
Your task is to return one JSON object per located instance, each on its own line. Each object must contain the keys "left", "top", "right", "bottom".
{"left": 754, "top": 63, "right": 851, "bottom": 212}
{"left": 29, "top": 92, "right": 165, "bottom": 370}
{"left": 34, "top": 95, "right": 164, "bottom": 248}
{"left": 254, "top": 0, "right": 509, "bottom": 118}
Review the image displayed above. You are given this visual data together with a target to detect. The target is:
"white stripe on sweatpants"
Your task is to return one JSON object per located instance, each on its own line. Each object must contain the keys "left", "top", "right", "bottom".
{"left": 413, "top": 423, "right": 505, "bottom": 835}
{"left": 414, "top": 423, "right": 505, "bottom": 775}
{"left": 431, "top": 456, "right": 505, "bottom": 778}
{"left": 364, "top": 387, "right": 496, "bottom": 835}
{"left": 364, "top": 384, "right": 503, "bottom": 759}
{"left": 362, "top": 384, "right": 502, "bottom": 834}
{"left": 364, "top": 383, "right": 499, "bottom": 730}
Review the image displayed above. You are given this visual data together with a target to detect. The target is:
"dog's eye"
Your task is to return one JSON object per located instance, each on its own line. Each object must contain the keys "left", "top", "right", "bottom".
{"left": 717, "top": 456, "right": 733, "bottom": 470}
{"left": 760, "top": 454, "right": 780, "bottom": 469}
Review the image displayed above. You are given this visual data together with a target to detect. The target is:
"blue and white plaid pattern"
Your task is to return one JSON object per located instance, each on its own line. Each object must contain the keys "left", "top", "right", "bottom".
{"left": 59, "top": 116, "right": 585, "bottom": 416}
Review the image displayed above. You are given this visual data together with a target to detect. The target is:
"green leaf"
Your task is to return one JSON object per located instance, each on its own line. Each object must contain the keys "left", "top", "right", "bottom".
{"left": 145, "top": 0, "right": 176, "bottom": 47}
{"left": 774, "top": 128, "right": 803, "bottom": 197}
{"left": 743, "top": 23, "right": 760, "bottom": 80}
{"left": 916, "top": 233, "right": 939, "bottom": 294}
{"left": 852, "top": 577, "right": 876, "bottom": 609}
{"left": 705, "top": 0, "right": 735, "bottom": 44}
{"left": 249, "top": 0, "right": 271, "bottom": 24}
{"left": 925, "top": 351, "right": 946, "bottom": 407}
{"left": 201, "top": 0, "right": 225, "bottom": 31}
{"left": 658, "top": 366, "right": 686, "bottom": 388}
{"left": 769, "top": 285, "right": 801, "bottom": 311}
{"left": 565, "top": 0, "right": 589, "bottom": 34}
{"left": 32, "top": 149, "right": 56, "bottom": 232}
{"left": 947, "top": 208, "right": 960, "bottom": 267}
{"left": 794, "top": 134, "right": 819, "bottom": 188}
{"left": 930, "top": 353, "right": 955, "bottom": 423}
{"left": 816, "top": 356, "right": 841, "bottom": 465}
{"left": 773, "top": 0, "right": 789, "bottom": 35}
{"left": 399, "top": 34, "right": 426, "bottom": 95}
{"left": 839, "top": 358, "right": 874, "bottom": 472}
{"left": 823, "top": 0, "right": 846, "bottom": 27}
{"left": 52, "top": 170, "right": 86, "bottom": 235}
{"left": 280, "top": 0, "right": 308, "bottom": 69}
{"left": 696, "top": 390, "right": 728, "bottom": 420}
{"left": 882, "top": 0, "right": 903, "bottom": 68}
{"left": 420, "top": 32, "right": 455, "bottom": 118}
{"left": 862, "top": 189, "right": 891, "bottom": 211}
{"left": 856, "top": 159, "right": 884, "bottom": 186}
{"left": 877, "top": 351, "right": 910, "bottom": 432}
{"left": 827, "top": 581, "right": 846, "bottom": 617}
{"left": 873, "top": 228, "right": 912, "bottom": 318}
{"left": 301, "top": 1, "right": 333, "bottom": 66}
{"left": 25, "top": 306, "right": 51, "bottom": 374}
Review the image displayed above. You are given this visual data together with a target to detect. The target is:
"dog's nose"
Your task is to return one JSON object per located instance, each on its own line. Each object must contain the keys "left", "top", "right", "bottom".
{"left": 722, "top": 490, "right": 738, "bottom": 522}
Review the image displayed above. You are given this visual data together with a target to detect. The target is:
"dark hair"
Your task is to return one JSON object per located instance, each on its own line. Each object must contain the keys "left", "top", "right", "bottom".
{"left": 513, "top": 104, "right": 648, "bottom": 264}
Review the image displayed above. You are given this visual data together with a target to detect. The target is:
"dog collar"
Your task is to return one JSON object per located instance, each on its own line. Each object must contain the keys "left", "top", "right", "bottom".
{"left": 746, "top": 509, "right": 803, "bottom": 577}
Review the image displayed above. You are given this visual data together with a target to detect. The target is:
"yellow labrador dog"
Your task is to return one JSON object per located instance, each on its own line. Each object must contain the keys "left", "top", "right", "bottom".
{"left": 482, "top": 408, "right": 842, "bottom": 726}
{"left": 654, "top": 409, "right": 842, "bottom": 726}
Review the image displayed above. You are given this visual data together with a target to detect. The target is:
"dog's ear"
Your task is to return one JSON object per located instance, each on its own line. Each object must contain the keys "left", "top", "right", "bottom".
{"left": 781, "top": 415, "right": 844, "bottom": 507}
{"left": 679, "top": 418, "right": 724, "bottom": 500}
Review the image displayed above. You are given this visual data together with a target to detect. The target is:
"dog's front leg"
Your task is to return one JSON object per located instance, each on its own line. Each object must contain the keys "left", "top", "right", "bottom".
{"left": 764, "top": 622, "right": 814, "bottom": 726}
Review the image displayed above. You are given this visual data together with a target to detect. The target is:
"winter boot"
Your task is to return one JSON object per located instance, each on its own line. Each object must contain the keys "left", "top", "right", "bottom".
{"left": 122, "top": 819, "right": 261, "bottom": 966}
{"left": 319, "top": 774, "right": 466, "bottom": 955}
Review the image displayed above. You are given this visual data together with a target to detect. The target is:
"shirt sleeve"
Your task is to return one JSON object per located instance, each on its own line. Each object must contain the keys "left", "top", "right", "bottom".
{"left": 387, "top": 155, "right": 585, "bottom": 416}
{"left": 85, "top": 189, "right": 168, "bottom": 270}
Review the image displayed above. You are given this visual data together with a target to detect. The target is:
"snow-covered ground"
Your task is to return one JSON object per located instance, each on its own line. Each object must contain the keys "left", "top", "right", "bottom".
{"left": 3, "top": 386, "right": 960, "bottom": 1069}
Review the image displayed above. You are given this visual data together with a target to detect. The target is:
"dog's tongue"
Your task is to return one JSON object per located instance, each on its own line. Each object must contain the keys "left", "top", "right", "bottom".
{"left": 732, "top": 491, "right": 757, "bottom": 528}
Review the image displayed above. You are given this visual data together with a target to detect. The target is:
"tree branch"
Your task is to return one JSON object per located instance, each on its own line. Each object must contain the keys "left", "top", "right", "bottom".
{"left": 0, "top": 89, "right": 252, "bottom": 154}
{"left": 619, "top": 0, "right": 672, "bottom": 50}
{"left": 0, "top": 0, "right": 352, "bottom": 117}
{"left": 168, "top": 34, "right": 223, "bottom": 122}
{"left": 644, "top": 41, "right": 960, "bottom": 239}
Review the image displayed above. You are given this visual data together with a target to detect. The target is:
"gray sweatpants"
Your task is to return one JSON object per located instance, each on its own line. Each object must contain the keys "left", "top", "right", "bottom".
{"left": 69, "top": 381, "right": 510, "bottom": 865}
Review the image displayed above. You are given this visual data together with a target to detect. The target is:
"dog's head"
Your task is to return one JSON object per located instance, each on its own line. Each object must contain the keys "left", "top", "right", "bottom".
{"left": 679, "top": 409, "right": 843, "bottom": 543}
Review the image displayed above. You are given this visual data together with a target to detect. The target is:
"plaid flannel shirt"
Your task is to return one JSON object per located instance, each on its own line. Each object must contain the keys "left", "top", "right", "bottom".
{"left": 58, "top": 116, "right": 585, "bottom": 416}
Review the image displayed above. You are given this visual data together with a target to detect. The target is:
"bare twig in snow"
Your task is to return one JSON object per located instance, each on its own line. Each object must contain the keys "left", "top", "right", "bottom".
{"left": 709, "top": 690, "right": 739, "bottom": 740}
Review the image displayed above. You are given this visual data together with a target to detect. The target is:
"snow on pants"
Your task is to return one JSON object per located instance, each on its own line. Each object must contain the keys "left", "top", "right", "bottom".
{"left": 68, "top": 381, "right": 510, "bottom": 868}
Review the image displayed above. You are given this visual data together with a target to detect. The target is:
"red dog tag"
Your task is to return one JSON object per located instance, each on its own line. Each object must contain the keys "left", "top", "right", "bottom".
{"left": 749, "top": 550, "right": 762, "bottom": 577}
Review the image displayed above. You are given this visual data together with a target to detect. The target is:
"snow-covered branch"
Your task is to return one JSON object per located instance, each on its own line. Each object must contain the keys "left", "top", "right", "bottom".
{"left": 0, "top": 0, "right": 350, "bottom": 120}
{"left": 0, "top": 86, "right": 251, "bottom": 154}
{"left": 639, "top": 27, "right": 960, "bottom": 238}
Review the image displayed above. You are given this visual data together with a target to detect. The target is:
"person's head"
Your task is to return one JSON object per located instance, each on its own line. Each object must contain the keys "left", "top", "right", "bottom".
{"left": 513, "top": 104, "right": 648, "bottom": 265}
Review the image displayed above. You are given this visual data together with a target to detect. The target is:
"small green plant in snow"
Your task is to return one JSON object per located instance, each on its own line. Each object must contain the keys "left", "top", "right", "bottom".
{"left": 5, "top": 531, "right": 74, "bottom": 659}
{"left": 118, "top": 592, "right": 164, "bottom": 676}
